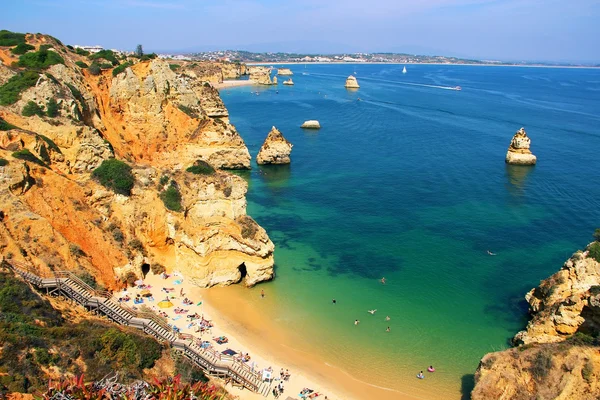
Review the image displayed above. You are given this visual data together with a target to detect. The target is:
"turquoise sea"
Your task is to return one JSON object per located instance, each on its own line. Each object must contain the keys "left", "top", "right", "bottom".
{"left": 219, "top": 64, "right": 600, "bottom": 398}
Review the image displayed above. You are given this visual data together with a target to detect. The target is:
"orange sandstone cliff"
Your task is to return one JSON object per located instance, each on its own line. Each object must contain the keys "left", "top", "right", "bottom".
{"left": 0, "top": 33, "right": 273, "bottom": 290}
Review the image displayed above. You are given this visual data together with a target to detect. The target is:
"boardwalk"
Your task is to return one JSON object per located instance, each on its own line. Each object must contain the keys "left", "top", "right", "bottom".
{"left": 4, "top": 260, "right": 271, "bottom": 396}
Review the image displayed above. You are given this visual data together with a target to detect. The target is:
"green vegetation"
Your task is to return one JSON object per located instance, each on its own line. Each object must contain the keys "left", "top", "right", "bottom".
{"left": 75, "top": 47, "right": 90, "bottom": 56}
{"left": 582, "top": 360, "right": 594, "bottom": 383}
{"left": 135, "top": 44, "right": 144, "bottom": 58}
{"left": 46, "top": 98, "right": 59, "bottom": 117}
{"left": 0, "top": 270, "right": 168, "bottom": 393}
{"left": 88, "top": 62, "right": 101, "bottom": 75}
{"left": 237, "top": 215, "right": 259, "bottom": 239}
{"left": 112, "top": 61, "right": 132, "bottom": 77}
{"left": 0, "top": 158, "right": 8, "bottom": 166}
{"left": 169, "top": 63, "right": 181, "bottom": 71}
{"left": 178, "top": 104, "right": 200, "bottom": 119}
{"left": 75, "top": 60, "right": 89, "bottom": 68}
{"left": 92, "top": 158, "right": 135, "bottom": 196}
{"left": 159, "top": 175, "right": 170, "bottom": 186}
{"left": 566, "top": 332, "right": 598, "bottom": 346}
{"left": 12, "top": 149, "right": 46, "bottom": 166}
{"left": 530, "top": 349, "right": 553, "bottom": 380}
{"left": 22, "top": 100, "right": 44, "bottom": 117}
{"left": 160, "top": 181, "right": 183, "bottom": 212}
{"left": 594, "top": 228, "right": 600, "bottom": 242}
{"left": 10, "top": 43, "right": 34, "bottom": 55}
{"left": 186, "top": 159, "right": 215, "bottom": 175}
{"left": 151, "top": 263, "right": 166, "bottom": 275}
{"left": 140, "top": 53, "right": 158, "bottom": 61}
{"left": 0, "top": 30, "right": 26, "bottom": 46}
{"left": 0, "top": 71, "right": 40, "bottom": 105}
{"left": 89, "top": 49, "right": 119, "bottom": 66}
{"left": 128, "top": 238, "right": 144, "bottom": 252}
{"left": 589, "top": 242, "right": 600, "bottom": 263}
{"left": 0, "top": 117, "right": 18, "bottom": 131}
{"left": 39, "top": 135, "right": 60, "bottom": 153}
{"left": 590, "top": 286, "right": 600, "bottom": 296}
{"left": 17, "top": 47, "right": 65, "bottom": 69}
{"left": 44, "top": 72, "right": 59, "bottom": 85}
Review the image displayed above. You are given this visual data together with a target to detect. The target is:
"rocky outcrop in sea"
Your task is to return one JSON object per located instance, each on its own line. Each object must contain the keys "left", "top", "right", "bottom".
{"left": 301, "top": 120, "right": 320, "bottom": 129}
{"left": 345, "top": 75, "right": 359, "bottom": 88}
{"left": 505, "top": 127, "right": 537, "bottom": 165}
{"left": 277, "top": 68, "right": 293, "bottom": 76}
{"left": 256, "top": 126, "right": 293, "bottom": 165}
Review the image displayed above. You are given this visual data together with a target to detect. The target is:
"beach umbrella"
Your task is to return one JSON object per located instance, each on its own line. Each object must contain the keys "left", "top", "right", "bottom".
{"left": 140, "top": 289, "right": 152, "bottom": 297}
{"left": 158, "top": 300, "right": 174, "bottom": 308}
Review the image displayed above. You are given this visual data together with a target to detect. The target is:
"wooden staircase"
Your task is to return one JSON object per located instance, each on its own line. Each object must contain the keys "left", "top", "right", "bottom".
{"left": 4, "top": 260, "right": 266, "bottom": 395}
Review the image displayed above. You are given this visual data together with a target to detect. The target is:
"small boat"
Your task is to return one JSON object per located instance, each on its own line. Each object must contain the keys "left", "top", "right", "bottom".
{"left": 454, "top": 86, "right": 462, "bottom": 91}
{"left": 402, "top": 66, "right": 407, "bottom": 74}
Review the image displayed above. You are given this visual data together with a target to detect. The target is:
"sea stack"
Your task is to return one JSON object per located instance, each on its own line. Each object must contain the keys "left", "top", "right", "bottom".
{"left": 505, "top": 127, "right": 537, "bottom": 165}
{"left": 283, "top": 78, "right": 294, "bottom": 85}
{"left": 256, "top": 126, "right": 293, "bottom": 165}
{"left": 301, "top": 120, "right": 320, "bottom": 129}
{"left": 272, "top": 76, "right": 278, "bottom": 85}
{"left": 345, "top": 75, "right": 359, "bottom": 89}
{"left": 277, "top": 68, "right": 293, "bottom": 76}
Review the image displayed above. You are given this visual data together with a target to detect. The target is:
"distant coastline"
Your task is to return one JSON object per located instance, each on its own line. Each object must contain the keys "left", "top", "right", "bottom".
{"left": 245, "top": 61, "right": 600, "bottom": 69}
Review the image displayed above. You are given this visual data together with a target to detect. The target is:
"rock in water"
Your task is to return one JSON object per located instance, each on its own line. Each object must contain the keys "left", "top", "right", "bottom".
{"left": 345, "top": 75, "right": 360, "bottom": 88}
{"left": 283, "top": 78, "right": 294, "bottom": 86}
{"left": 505, "top": 127, "right": 537, "bottom": 165}
{"left": 256, "top": 126, "right": 293, "bottom": 165}
{"left": 301, "top": 120, "right": 320, "bottom": 129}
{"left": 277, "top": 68, "right": 293, "bottom": 76}
{"left": 272, "top": 76, "right": 278, "bottom": 85}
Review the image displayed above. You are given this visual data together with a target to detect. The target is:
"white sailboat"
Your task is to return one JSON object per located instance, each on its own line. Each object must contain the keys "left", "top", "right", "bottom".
{"left": 402, "top": 66, "right": 407, "bottom": 74}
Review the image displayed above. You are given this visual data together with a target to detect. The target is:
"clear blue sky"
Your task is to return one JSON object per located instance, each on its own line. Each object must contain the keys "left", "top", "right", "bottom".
{"left": 4, "top": 0, "right": 600, "bottom": 62}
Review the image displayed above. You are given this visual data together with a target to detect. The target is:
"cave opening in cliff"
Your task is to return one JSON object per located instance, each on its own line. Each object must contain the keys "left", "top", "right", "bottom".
{"left": 141, "top": 263, "right": 150, "bottom": 278}
{"left": 237, "top": 263, "right": 247, "bottom": 282}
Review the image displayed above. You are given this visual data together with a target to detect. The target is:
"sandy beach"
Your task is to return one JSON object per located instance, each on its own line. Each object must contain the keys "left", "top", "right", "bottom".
{"left": 214, "top": 80, "right": 257, "bottom": 89}
{"left": 117, "top": 272, "right": 441, "bottom": 400}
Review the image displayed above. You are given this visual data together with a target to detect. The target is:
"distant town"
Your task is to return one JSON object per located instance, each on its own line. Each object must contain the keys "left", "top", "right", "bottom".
{"left": 72, "top": 45, "right": 598, "bottom": 67}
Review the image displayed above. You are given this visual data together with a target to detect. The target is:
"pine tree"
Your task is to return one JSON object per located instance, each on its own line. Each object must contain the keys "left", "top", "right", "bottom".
{"left": 135, "top": 44, "right": 143, "bottom": 58}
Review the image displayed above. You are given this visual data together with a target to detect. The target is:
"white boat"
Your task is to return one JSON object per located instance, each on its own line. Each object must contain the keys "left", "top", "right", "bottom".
{"left": 402, "top": 66, "right": 407, "bottom": 74}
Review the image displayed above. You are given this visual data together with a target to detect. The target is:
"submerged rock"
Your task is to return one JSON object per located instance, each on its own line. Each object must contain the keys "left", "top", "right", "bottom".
{"left": 256, "top": 126, "right": 293, "bottom": 165}
{"left": 301, "top": 120, "right": 320, "bottom": 129}
{"left": 345, "top": 75, "right": 359, "bottom": 89}
{"left": 505, "top": 127, "right": 537, "bottom": 165}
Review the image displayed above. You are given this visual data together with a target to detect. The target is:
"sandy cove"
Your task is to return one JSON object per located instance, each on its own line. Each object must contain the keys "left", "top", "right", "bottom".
{"left": 214, "top": 80, "right": 258, "bottom": 89}
{"left": 122, "top": 273, "right": 440, "bottom": 400}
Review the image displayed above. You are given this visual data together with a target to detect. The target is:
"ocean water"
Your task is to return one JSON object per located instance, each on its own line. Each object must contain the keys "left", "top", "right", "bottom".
{"left": 219, "top": 64, "right": 600, "bottom": 398}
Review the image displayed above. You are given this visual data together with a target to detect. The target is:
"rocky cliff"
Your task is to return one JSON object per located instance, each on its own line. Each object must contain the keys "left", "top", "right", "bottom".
{"left": 345, "top": 75, "right": 359, "bottom": 88}
{"left": 472, "top": 240, "right": 600, "bottom": 399}
{"left": 277, "top": 68, "right": 293, "bottom": 76}
{"left": 256, "top": 126, "right": 293, "bottom": 165}
{"left": 506, "top": 127, "right": 537, "bottom": 165}
{"left": 0, "top": 32, "right": 273, "bottom": 289}
{"left": 248, "top": 66, "right": 275, "bottom": 85}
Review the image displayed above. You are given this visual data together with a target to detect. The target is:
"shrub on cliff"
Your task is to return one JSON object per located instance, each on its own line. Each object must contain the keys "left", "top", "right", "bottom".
{"left": 589, "top": 242, "right": 600, "bottom": 263}
{"left": 186, "top": 159, "right": 215, "bottom": 175}
{"left": 10, "top": 43, "right": 34, "bottom": 55}
{"left": 0, "top": 30, "right": 26, "bottom": 46}
{"left": 92, "top": 158, "right": 135, "bottom": 196}
{"left": 75, "top": 47, "right": 90, "bottom": 56}
{"left": 22, "top": 100, "right": 44, "bottom": 117}
{"left": 12, "top": 149, "right": 46, "bottom": 166}
{"left": 17, "top": 47, "right": 65, "bottom": 69}
{"left": 89, "top": 49, "right": 119, "bottom": 66}
{"left": 0, "top": 71, "right": 40, "bottom": 105}
{"left": 112, "top": 61, "right": 132, "bottom": 77}
{"left": 88, "top": 63, "right": 101, "bottom": 75}
{"left": 160, "top": 181, "right": 183, "bottom": 212}
{"left": 593, "top": 229, "right": 600, "bottom": 242}
{"left": 169, "top": 63, "right": 181, "bottom": 71}
{"left": 530, "top": 349, "right": 553, "bottom": 380}
{"left": 0, "top": 158, "right": 8, "bottom": 166}
{"left": 237, "top": 215, "right": 259, "bottom": 239}
{"left": 75, "top": 60, "right": 89, "bottom": 68}
{"left": 0, "top": 117, "right": 18, "bottom": 131}
{"left": 45, "top": 98, "right": 59, "bottom": 117}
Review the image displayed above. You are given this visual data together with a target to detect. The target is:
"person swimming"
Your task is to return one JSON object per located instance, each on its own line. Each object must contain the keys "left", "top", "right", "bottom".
{"left": 332, "top": 299, "right": 337, "bottom": 304}
{"left": 487, "top": 250, "right": 497, "bottom": 256}
{"left": 385, "top": 316, "right": 391, "bottom": 321}
{"left": 380, "top": 277, "right": 386, "bottom": 284}
{"left": 417, "top": 371, "right": 425, "bottom": 379}
{"left": 354, "top": 319, "right": 360, "bottom": 325}
{"left": 386, "top": 326, "right": 390, "bottom": 332}
{"left": 368, "top": 309, "right": 377, "bottom": 314}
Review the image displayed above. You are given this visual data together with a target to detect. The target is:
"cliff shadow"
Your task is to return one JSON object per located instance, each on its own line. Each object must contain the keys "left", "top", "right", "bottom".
{"left": 460, "top": 373, "right": 475, "bottom": 400}
{"left": 504, "top": 164, "right": 535, "bottom": 201}
{"left": 257, "top": 164, "right": 291, "bottom": 187}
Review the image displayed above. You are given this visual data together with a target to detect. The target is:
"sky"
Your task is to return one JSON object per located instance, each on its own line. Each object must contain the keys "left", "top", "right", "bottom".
{"left": 4, "top": 0, "right": 600, "bottom": 62}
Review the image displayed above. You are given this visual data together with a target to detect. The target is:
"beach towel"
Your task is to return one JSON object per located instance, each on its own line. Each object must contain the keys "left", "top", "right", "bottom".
{"left": 172, "top": 316, "right": 182, "bottom": 321}
{"left": 173, "top": 279, "right": 183, "bottom": 285}
{"left": 197, "top": 301, "right": 203, "bottom": 306}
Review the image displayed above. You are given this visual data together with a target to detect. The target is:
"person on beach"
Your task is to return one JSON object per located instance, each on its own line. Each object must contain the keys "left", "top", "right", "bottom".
{"left": 354, "top": 319, "right": 360, "bottom": 325}
{"left": 180, "top": 288, "right": 184, "bottom": 297}
{"left": 381, "top": 277, "right": 386, "bottom": 284}
{"left": 261, "top": 289, "right": 265, "bottom": 298}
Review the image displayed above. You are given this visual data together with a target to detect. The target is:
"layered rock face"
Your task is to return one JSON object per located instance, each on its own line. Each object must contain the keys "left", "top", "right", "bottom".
{"left": 506, "top": 127, "right": 537, "bottom": 165}
{"left": 248, "top": 66, "right": 275, "bottom": 85}
{"left": 472, "top": 243, "right": 600, "bottom": 399}
{"left": 277, "top": 68, "right": 293, "bottom": 76}
{"left": 256, "top": 126, "right": 293, "bottom": 165}
{"left": 0, "top": 33, "right": 273, "bottom": 289}
{"left": 345, "top": 75, "right": 359, "bottom": 88}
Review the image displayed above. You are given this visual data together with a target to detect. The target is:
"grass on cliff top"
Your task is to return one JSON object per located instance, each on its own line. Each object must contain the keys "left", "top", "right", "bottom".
{"left": 0, "top": 270, "right": 165, "bottom": 394}
{"left": 10, "top": 43, "right": 35, "bottom": 55}
{"left": 89, "top": 49, "right": 120, "bottom": 66}
{"left": 92, "top": 158, "right": 135, "bottom": 196}
{"left": 0, "top": 71, "right": 40, "bottom": 106}
{"left": 0, "top": 30, "right": 26, "bottom": 46}
{"left": 112, "top": 61, "right": 132, "bottom": 77}
{"left": 17, "top": 46, "right": 65, "bottom": 69}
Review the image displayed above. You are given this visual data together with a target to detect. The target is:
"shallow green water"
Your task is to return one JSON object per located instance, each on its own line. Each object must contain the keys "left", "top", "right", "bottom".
{"left": 220, "top": 64, "right": 600, "bottom": 397}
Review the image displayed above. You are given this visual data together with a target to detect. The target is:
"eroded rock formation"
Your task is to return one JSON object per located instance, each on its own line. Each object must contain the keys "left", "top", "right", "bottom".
{"left": 256, "top": 126, "right": 293, "bottom": 165}
{"left": 506, "top": 127, "right": 537, "bottom": 165}
{"left": 0, "top": 33, "right": 273, "bottom": 290}
{"left": 283, "top": 78, "right": 294, "bottom": 86}
{"left": 300, "top": 120, "right": 320, "bottom": 129}
{"left": 248, "top": 66, "right": 275, "bottom": 85}
{"left": 345, "top": 75, "right": 359, "bottom": 88}
{"left": 277, "top": 68, "right": 293, "bottom": 76}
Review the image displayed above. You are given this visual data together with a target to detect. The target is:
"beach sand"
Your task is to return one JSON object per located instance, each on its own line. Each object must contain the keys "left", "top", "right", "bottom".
{"left": 122, "top": 273, "right": 440, "bottom": 400}
{"left": 214, "top": 80, "right": 257, "bottom": 89}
